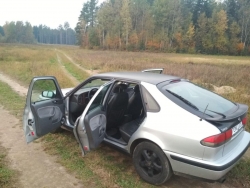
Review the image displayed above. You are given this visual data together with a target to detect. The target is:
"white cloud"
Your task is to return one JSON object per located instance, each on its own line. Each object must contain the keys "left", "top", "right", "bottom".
{"left": 0, "top": 0, "right": 105, "bottom": 29}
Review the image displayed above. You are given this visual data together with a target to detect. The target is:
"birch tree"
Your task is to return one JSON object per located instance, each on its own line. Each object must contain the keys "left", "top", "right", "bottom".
{"left": 121, "top": 0, "right": 132, "bottom": 49}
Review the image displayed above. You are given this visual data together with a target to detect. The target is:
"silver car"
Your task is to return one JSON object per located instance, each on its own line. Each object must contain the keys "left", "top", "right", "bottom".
{"left": 23, "top": 69, "right": 250, "bottom": 185}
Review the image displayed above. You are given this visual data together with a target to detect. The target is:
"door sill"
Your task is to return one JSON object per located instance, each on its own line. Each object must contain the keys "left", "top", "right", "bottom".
{"left": 105, "top": 134, "right": 127, "bottom": 145}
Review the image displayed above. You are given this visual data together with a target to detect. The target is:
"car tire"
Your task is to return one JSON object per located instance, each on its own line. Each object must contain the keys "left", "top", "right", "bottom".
{"left": 50, "top": 126, "right": 63, "bottom": 134}
{"left": 133, "top": 141, "right": 172, "bottom": 185}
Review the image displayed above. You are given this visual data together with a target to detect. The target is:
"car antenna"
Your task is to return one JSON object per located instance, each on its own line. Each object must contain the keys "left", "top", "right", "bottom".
{"left": 200, "top": 103, "right": 209, "bottom": 121}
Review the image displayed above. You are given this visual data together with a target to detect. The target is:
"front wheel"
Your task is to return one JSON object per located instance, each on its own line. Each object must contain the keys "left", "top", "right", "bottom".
{"left": 133, "top": 141, "right": 172, "bottom": 185}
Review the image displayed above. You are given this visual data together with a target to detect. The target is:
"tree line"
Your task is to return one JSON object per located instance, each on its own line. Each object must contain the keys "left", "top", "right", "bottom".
{"left": 76, "top": 0, "right": 250, "bottom": 55}
{"left": 0, "top": 21, "right": 76, "bottom": 45}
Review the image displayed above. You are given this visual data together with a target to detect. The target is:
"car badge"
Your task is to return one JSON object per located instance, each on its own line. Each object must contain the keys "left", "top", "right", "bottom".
{"left": 238, "top": 117, "right": 241, "bottom": 121}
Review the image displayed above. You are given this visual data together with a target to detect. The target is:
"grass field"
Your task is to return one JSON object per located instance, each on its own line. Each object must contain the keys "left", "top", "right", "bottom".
{"left": 0, "top": 145, "right": 18, "bottom": 188}
{"left": 59, "top": 46, "right": 250, "bottom": 92}
{"left": 0, "top": 44, "right": 75, "bottom": 88}
{"left": 0, "top": 43, "right": 250, "bottom": 187}
{"left": 58, "top": 45, "right": 250, "bottom": 127}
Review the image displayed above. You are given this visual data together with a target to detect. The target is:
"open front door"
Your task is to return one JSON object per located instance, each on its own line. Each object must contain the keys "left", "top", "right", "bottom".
{"left": 74, "top": 82, "right": 113, "bottom": 156}
{"left": 23, "top": 77, "right": 65, "bottom": 143}
{"left": 142, "top": 68, "right": 164, "bottom": 74}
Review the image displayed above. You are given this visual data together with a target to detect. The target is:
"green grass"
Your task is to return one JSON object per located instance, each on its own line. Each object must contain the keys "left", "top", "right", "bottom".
{"left": 61, "top": 59, "right": 89, "bottom": 82}
{"left": 0, "top": 145, "right": 17, "bottom": 188}
{"left": 0, "top": 81, "right": 23, "bottom": 187}
{"left": 0, "top": 45, "right": 74, "bottom": 88}
{"left": 42, "top": 132, "right": 152, "bottom": 188}
{"left": 41, "top": 133, "right": 101, "bottom": 187}
{"left": 0, "top": 81, "right": 25, "bottom": 118}
{"left": 228, "top": 159, "right": 250, "bottom": 185}
{"left": 55, "top": 50, "right": 90, "bottom": 82}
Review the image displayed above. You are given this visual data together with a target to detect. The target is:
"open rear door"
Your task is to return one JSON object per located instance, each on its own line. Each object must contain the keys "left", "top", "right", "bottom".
{"left": 23, "top": 77, "right": 65, "bottom": 143}
{"left": 142, "top": 68, "right": 164, "bottom": 74}
{"left": 74, "top": 82, "right": 113, "bottom": 156}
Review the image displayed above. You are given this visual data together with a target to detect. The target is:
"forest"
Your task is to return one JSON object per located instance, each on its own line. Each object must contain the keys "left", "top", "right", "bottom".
{"left": 0, "top": 21, "right": 76, "bottom": 45}
{"left": 76, "top": 0, "right": 250, "bottom": 55}
{"left": 0, "top": 0, "right": 249, "bottom": 55}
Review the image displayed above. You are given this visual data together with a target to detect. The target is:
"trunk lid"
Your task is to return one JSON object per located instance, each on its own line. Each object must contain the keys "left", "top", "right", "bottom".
{"left": 206, "top": 103, "right": 248, "bottom": 156}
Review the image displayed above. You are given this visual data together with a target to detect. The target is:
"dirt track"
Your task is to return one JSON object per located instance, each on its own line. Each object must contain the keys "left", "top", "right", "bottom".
{"left": 56, "top": 52, "right": 80, "bottom": 85}
{"left": 0, "top": 72, "right": 84, "bottom": 188}
{"left": 56, "top": 49, "right": 99, "bottom": 76}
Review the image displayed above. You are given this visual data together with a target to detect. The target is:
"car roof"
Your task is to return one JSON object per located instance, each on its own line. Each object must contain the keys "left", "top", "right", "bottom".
{"left": 95, "top": 72, "right": 181, "bottom": 85}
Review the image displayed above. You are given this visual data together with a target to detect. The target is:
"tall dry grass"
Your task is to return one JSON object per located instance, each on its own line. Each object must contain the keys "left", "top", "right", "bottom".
{"left": 60, "top": 48, "right": 250, "bottom": 90}
{"left": 1, "top": 44, "right": 249, "bottom": 126}
{"left": 59, "top": 47, "right": 250, "bottom": 128}
{"left": 0, "top": 44, "right": 74, "bottom": 88}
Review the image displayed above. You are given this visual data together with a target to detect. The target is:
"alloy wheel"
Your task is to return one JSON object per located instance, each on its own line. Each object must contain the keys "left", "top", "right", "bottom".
{"left": 139, "top": 149, "right": 163, "bottom": 177}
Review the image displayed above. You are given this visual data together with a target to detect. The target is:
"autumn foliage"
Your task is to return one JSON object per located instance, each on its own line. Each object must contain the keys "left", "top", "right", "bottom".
{"left": 75, "top": 0, "right": 250, "bottom": 56}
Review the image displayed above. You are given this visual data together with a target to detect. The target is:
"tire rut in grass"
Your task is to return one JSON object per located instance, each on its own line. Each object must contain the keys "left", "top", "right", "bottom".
{"left": 0, "top": 72, "right": 27, "bottom": 96}
{"left": 56, "top": 49, "right": 99, "bottom": 76}
{"left": 56, "top": 53, "right": 80, "bottom": 85}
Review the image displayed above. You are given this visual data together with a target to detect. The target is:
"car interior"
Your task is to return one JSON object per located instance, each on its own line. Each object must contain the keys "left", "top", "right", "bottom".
{"left": 105, "top": 82, "right": 145, "bottom": 145}
{"left": 68, "top": 80, "right": 146, "bottom": 145}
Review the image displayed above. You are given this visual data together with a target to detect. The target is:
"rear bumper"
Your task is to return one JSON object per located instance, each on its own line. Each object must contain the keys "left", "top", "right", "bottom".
{"left": 164, "top": 131, "right": 250, "bottom": 181}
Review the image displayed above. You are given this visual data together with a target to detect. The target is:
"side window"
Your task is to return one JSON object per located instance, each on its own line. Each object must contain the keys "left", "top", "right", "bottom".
{"left": 87, "top": 83, "right": 111, "bottom": 113}
{"left": 128, "top": 83, "right": 137, "bottom": 89}
{"left": 31, "top": 79, "right": 57, "bottom": 103}
{"left": 141, "top": 85, "right": 160, "bottom": 112}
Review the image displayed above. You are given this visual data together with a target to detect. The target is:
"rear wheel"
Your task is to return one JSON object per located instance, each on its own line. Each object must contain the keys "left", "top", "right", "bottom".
{"left": 133, "top": 141, "right": 172, "bottom": 185}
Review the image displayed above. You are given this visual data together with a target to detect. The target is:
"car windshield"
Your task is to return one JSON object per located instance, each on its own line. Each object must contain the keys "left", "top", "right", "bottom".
{"left": 81, "top": 78, "right": 110, "bottom": 89}
{"left": 162, "top": 82, "right": 236, "bottom": 117}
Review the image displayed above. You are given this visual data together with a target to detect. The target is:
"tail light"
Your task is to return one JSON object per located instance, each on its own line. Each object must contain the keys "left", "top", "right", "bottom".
{"left": 242, "top": 117, "right": 247, "bottom": 125}
{"left": 201, "top": 129, "right": 232, "bottom": 147}
{"left": 201, "top": 117, "right": 246, "bottom": 147}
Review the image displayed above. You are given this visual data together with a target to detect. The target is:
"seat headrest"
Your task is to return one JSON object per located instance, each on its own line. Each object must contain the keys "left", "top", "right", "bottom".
{"left": 113, "top": 86, "right": 121, "bottom": 93}
{"left": 119, "top": 84, "right": 128, "bottom": 91}
{"left": 134, "top": 85, "right": 140, "bottom": 92}
{"left": 113, "top": 84, "right": 127, "bottom": 93}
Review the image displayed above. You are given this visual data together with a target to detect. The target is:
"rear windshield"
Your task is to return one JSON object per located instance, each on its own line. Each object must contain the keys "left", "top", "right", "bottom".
{"left": 161, "top": 82, "right": 236, "bottom": 117}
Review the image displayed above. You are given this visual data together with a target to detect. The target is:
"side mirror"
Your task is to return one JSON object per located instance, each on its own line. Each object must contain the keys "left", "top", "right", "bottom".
{"left": 41, "top": 91, "right": 55, "bottom": 98}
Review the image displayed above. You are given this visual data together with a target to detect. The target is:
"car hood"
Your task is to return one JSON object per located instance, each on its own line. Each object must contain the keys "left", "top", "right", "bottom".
{"left": 61, "top": 88, "right": 73, "bottom": 96}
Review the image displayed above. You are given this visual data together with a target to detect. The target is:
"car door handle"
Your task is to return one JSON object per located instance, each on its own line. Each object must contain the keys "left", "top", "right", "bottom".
{"left": 53, "top": 100, "right": 63, "bottom": 104}
{"left": 28, "top": 119, "right": 34, "bottom": 125}
{"left": 53, "top": 100, "right": 60, "bottom": 104}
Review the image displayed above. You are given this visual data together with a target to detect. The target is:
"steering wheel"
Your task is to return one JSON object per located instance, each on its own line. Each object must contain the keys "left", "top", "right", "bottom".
{"left": 88, "top": 88, "right": 98, "bottom": 99}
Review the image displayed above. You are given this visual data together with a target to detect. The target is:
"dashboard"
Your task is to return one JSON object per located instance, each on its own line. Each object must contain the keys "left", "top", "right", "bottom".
{"left": 69, "top": 87, "right": 99, "bottom": 114}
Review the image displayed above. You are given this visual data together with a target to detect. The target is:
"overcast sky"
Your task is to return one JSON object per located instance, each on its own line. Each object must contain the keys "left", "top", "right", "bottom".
{"left": 0, "top": 0, "right": 105, "bottom": 29}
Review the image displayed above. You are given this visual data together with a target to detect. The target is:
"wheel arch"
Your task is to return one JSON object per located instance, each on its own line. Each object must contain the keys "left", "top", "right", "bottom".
{"left": 129, "top": 129, "right": 167, "bottom": 155}
{"left": 129, "top": 138, "right": 164, "bottom": 155}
